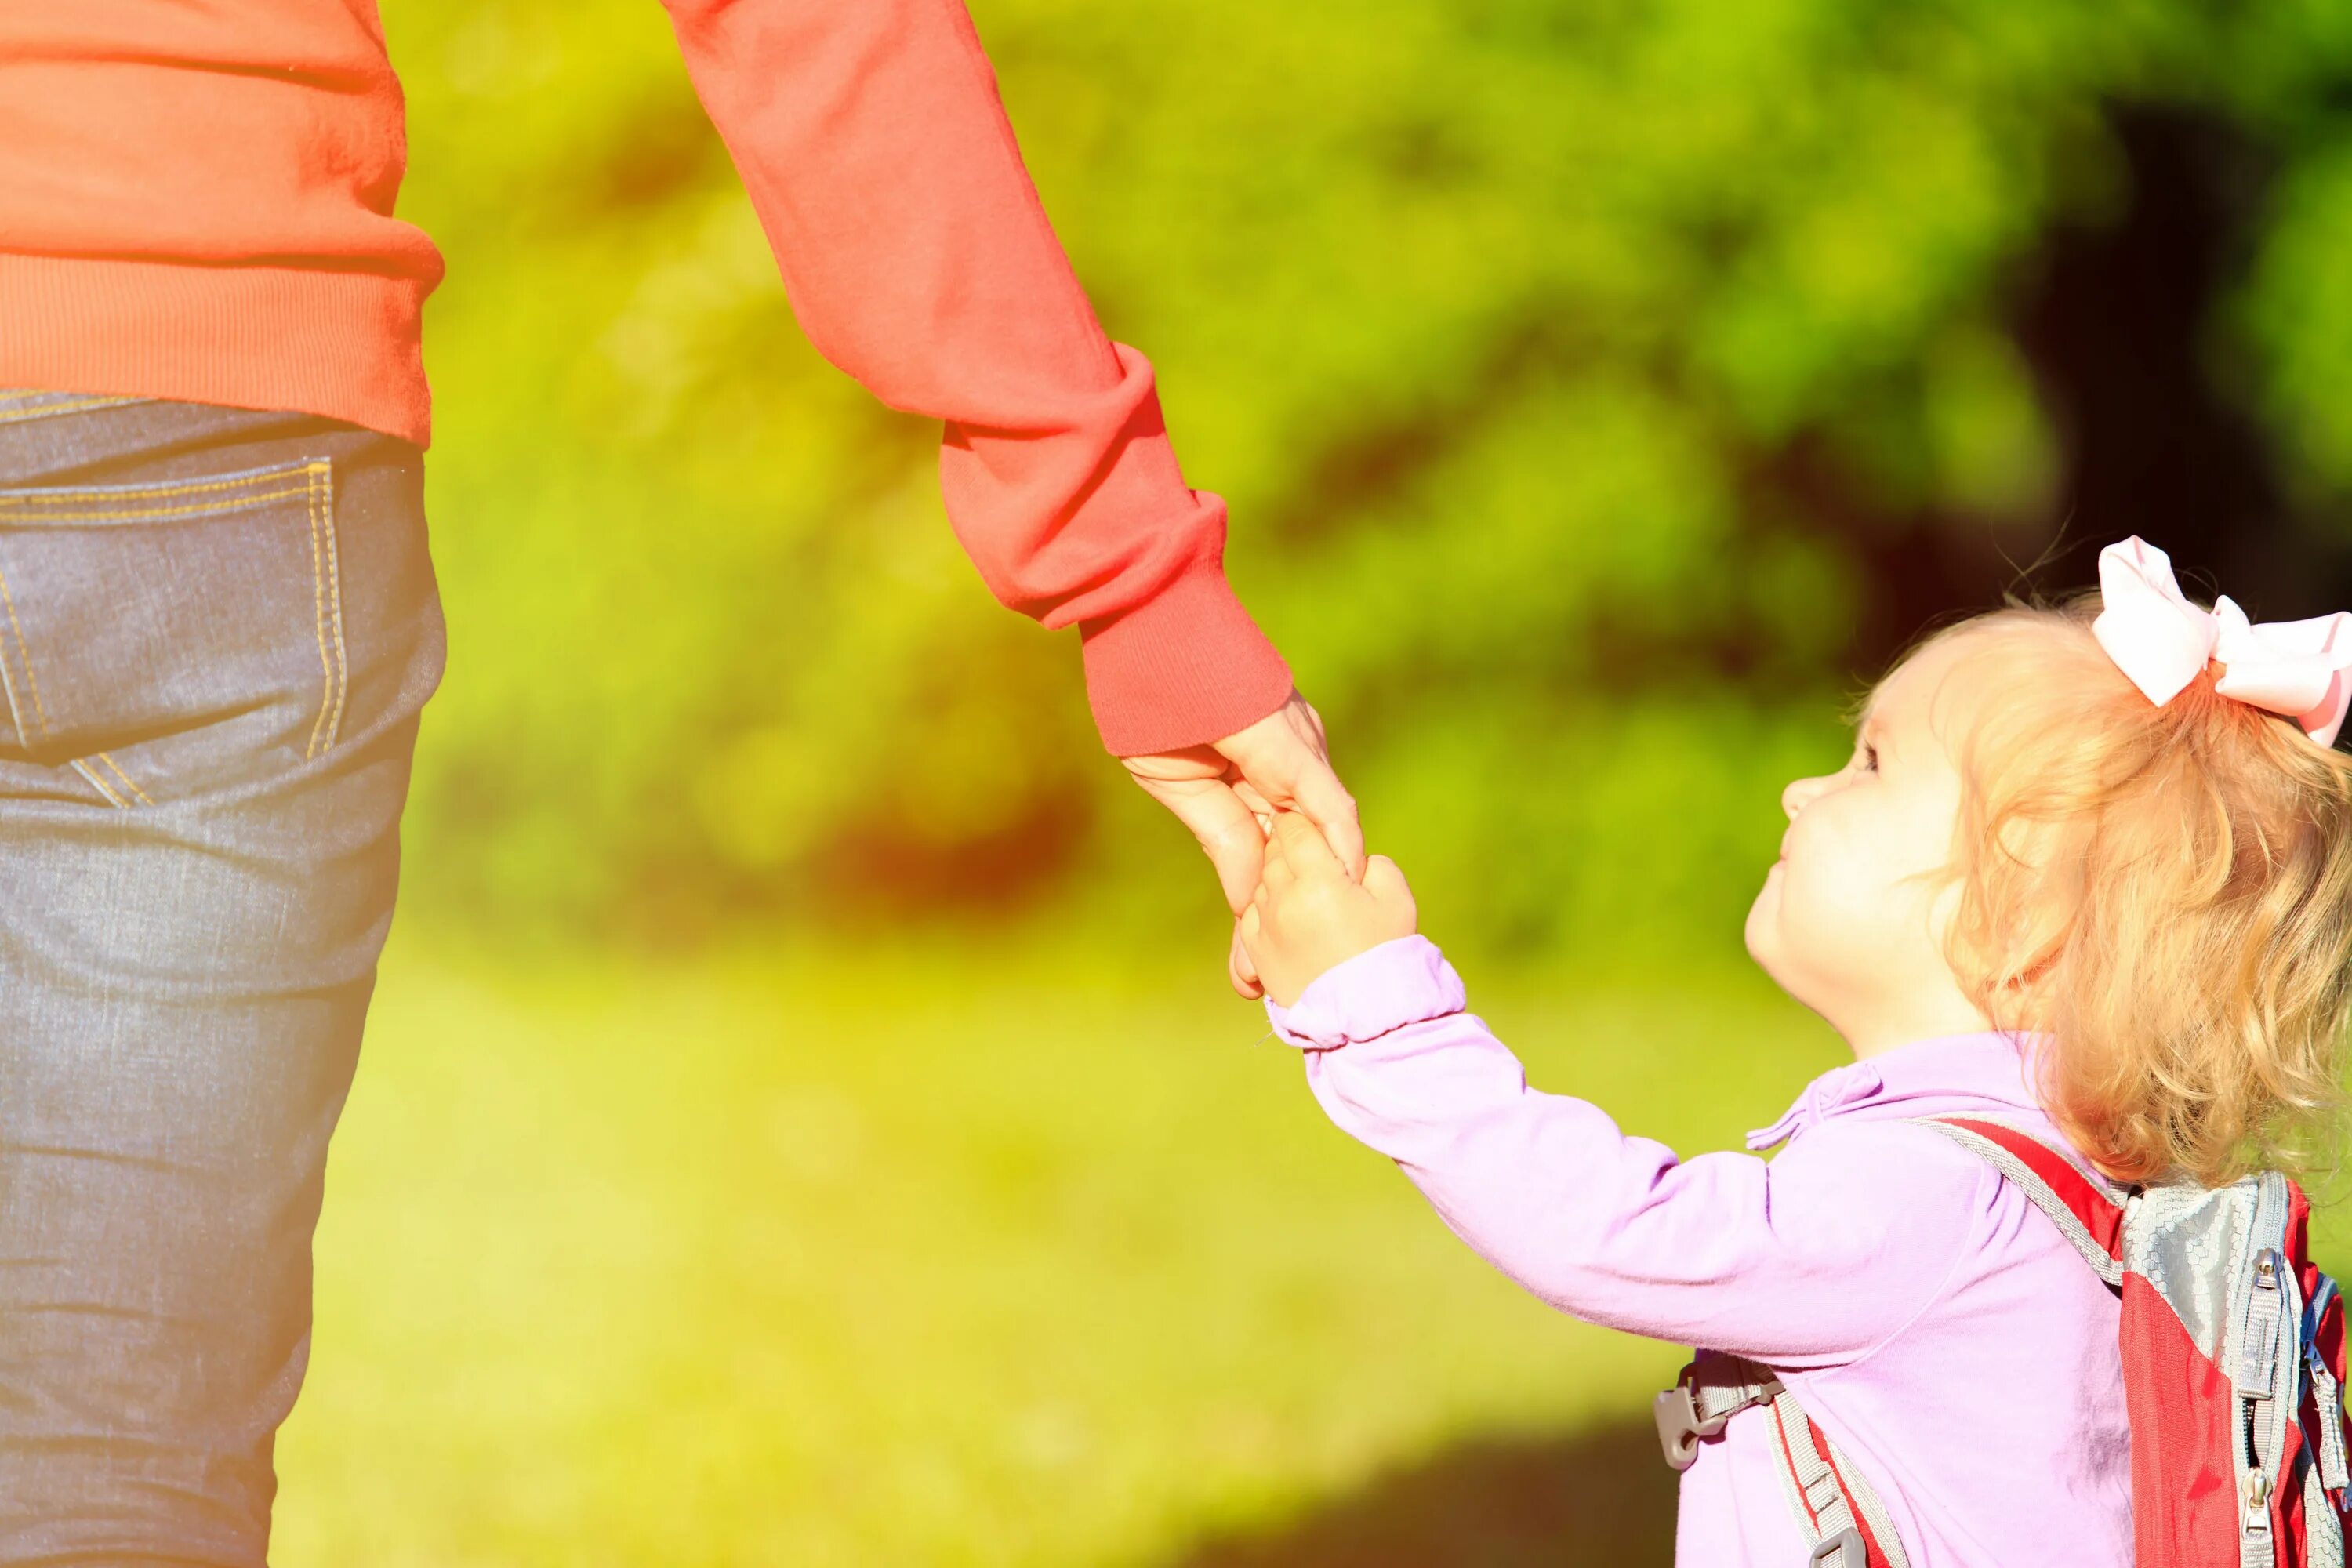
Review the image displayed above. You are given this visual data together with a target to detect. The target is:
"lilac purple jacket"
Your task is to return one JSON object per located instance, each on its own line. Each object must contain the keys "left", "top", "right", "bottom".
{"left": 1265, "top": 936, "right": 2132, "bottom": 1566}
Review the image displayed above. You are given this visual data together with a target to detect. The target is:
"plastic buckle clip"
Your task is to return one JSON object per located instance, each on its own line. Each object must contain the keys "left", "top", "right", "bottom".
{"left": 1809, "top": 1527, "right": 1866, "bottom": 1566}
{"left": 1653, "top": 1380, "right": 1726, "bottom": 1472}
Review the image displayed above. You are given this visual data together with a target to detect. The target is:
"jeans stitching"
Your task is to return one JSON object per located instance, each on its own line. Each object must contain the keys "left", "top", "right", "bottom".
{"left": 303, "top": 465, "right": 334, "bottom": 759}
{"left": 0, "top": 399, "right": 143, "bottom": 430}
{"left": 0, "top": 561, "right": 26, "bottom": 750}
{"left": 0, "top": 487, "right": 315, "bottom": 526}
{"left": 0, "top": 565, "right": 53, "bottom": 739}
{"left": 0, "top": 618, "right": 27, "bottom": 748}
{"left": 0, "top": 468, "right": 307, "bottom": 510}
{"left": 317, "top": 463, "right": 348, "bottom": 752}
{"left": 96, "top": 751, "right": 152, "bottom": 807}
{"left": 70, "top": 757, "right": 128, "bottom": 809}
{"left": 0, "top": 396, "right": 145, "bottom": 426}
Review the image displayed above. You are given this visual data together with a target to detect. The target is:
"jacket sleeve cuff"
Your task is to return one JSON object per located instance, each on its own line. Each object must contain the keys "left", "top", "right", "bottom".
{"left": 1263, "top": 935, "right": 1468, "bottom": 1051}
{"left": 1080, "top": 556, "right": 1294, "bottom": 756}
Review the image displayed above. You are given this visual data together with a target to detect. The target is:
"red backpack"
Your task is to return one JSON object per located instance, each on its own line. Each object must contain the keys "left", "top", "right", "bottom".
{"left": 1655, "top": 1116, "right": 2352, "bottom": 1566}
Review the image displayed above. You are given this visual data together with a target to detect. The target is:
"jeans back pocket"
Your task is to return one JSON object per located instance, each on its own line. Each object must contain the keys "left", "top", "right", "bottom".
{"left": 0, "top": 459, "right": 357, "bottom": 804}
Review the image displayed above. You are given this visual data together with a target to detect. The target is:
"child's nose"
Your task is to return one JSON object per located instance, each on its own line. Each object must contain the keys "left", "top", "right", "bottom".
{"left": 1781, "top": 775, "right": 1824, "bottom": 821}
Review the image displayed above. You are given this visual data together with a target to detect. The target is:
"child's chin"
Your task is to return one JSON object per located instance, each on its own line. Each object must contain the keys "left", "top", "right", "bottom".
{"left": 1742, "top": 873, "right": 1802, "bottom": 983}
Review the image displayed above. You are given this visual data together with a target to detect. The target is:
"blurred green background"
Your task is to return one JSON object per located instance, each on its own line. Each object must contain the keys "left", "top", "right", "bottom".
{"left": 274, "top": 0, "right": 2352, "bottom": 1562}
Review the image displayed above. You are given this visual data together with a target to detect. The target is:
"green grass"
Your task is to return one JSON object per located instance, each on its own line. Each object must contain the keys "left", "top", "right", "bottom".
{"left": 272, "top": 932, "right": 2352, "bottom": 1564}
{"left": 270, "top": 933, "right": 1837, "bottom": 1565}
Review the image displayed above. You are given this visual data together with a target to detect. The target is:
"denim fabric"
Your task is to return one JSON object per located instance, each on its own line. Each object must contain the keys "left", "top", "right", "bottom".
{"left": 0, "top": 390, "right": 445, "bottom": 1563}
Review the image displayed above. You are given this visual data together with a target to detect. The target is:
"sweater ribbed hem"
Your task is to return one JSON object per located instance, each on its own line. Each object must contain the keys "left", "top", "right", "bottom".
{"left": 1080, "top": 557, "right": 1294, "bottom": 755}
{"left": 0, "top": 254, "right": 431, "bottom": 448}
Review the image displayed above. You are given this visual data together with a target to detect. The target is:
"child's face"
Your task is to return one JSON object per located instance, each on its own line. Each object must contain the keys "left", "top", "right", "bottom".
{"left": 1745, "top": 633, "right": 1993, "bottom": 1054}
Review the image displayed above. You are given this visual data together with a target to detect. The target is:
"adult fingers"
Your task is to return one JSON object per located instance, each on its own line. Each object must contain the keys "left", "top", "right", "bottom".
{"left": 1232, "top": 779, "right": 1276, "bottom": 831}
{"left": 1288, "top": 752, "right": 1366, "bottom": 880}
{"left": 1217, "top": 693, "right": 1364, "bottom": 881}
{"left": 1131, "top": 771, "right": 1265, "bottom": 913}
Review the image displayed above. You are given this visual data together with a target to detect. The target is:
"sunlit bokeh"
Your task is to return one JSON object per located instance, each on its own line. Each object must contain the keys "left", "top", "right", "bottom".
{"left": 274, "top": 1, "right": 2352, "bottom": 1561}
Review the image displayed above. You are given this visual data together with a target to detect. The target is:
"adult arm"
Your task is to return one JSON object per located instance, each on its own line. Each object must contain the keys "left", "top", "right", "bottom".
{"left": 653, "top": 0, "right": 1267, "bottom": 750}
{"left": 654, "top": 0, "right": 1364, "bottom": 974}
{"left": 1265, "top": 936, "right": 1986, "bottom": 1366}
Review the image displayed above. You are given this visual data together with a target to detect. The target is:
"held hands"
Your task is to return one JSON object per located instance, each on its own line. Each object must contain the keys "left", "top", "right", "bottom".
{"left": 1122, "top": 691, "right": 1365, "bottom": 998}
{"left": 1240, "top": 812, "right": 1417, "bottom": 1007}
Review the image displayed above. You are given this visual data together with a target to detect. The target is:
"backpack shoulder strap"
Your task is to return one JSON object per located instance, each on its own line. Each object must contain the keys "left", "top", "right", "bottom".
{"left": 1913, "top": 1116, "right": 2126, "bottom": 1287}
{"left": 1762, "top": 1381, "right": 1913, "bottom": 1568}
{"left": 1656, "top": 1355, "right": 1911, "bottom": 1568}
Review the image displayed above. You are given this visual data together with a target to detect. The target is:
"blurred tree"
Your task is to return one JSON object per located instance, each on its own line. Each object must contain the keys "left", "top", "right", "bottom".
{"left": 379, "top": 0, "right": 2352, "bottom": 956}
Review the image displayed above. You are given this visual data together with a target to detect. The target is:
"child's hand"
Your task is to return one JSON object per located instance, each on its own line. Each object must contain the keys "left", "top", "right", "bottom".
{"left": 1241, "top": 812, "right": 1417, "bottom": 1007}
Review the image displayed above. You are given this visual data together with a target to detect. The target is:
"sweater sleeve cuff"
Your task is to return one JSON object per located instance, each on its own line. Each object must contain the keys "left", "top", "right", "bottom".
{"left": 1080, "top": 556, "right": 1294, "bottom": 756}
{"left": 1263, "top": 935, "right": 1468, "bottom": 1051}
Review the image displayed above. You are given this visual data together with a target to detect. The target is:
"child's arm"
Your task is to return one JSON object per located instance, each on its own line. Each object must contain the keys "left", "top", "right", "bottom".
{"left": 1242, "top": 816, "right": 1987, "bottom": 1367}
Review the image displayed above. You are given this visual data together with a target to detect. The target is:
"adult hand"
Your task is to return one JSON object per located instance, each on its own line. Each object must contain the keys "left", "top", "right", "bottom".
{"left": 1122, "top": 691, "right": 1365, "bottom": 997}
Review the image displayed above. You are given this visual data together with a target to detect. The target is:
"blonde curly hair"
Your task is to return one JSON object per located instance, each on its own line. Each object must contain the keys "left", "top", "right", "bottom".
{"left": 1896, "top": 591, "right": 2352, "bottom": 1189}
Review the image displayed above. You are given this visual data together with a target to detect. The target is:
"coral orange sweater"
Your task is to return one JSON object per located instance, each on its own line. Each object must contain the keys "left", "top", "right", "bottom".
{"left": 0, "top": 0, "right": 1290, "bottom": 755}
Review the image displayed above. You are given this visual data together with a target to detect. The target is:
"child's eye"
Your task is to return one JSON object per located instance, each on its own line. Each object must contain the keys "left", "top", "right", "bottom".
{"left": 1863, "top": 744, "right": 1879, "bottom": 772}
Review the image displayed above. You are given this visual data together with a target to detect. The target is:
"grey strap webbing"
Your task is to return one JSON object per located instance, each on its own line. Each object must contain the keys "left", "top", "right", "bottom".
{"left": 2240, "top": 1189, "right": 2297, "bottom": 1568}
{"left": 2309, "top": 1461, "right": 2346, "bottom": 1568}
{"left": 1911, "top": 1117, "right": 2126, "bottom": 1287}
{"left": 1657, "top": 1356, "right": 1910, "bottom": 1568}
{"left": 2310, "top": 1279, "right": 2351, "bottom": 1498}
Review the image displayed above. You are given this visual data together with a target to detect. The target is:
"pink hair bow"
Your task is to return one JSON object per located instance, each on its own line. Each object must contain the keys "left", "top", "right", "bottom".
{"left": 2092, "top": 536, "right": 2352, "bottom": 748}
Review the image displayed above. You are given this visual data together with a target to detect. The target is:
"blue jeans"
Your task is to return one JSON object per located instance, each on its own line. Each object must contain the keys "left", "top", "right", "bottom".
{"left": 0, "top": 391, "right": 444, "bottom": 1563}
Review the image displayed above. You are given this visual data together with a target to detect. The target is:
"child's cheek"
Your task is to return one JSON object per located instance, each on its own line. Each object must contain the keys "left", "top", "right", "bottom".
{"left": 1784, "top": 823, "right": 1885, "bottom": 949}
